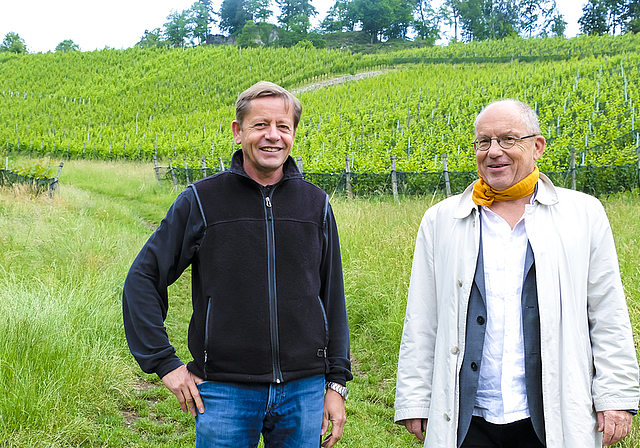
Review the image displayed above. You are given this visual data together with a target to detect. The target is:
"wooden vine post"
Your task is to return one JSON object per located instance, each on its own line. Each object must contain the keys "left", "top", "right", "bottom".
{"left": 183, "top": 157, "right": 190, "bottom": 185}
{"left": 218, "top": 157, "right": 225, "bottom": 171}
{"left": 296, "top": 156, "right": 304, "bottom": 174}
{"left": 345, "top": 156, "right": 352, "bottom": 199}
{"left": 391, "top": 155, "right": 399, "bottom": 203}
{"left": 570, "top": 147, "right": 576, "bottom": 191}
{"left": 442, "top": 153, "right": 451, "bottom": 198}
{"left": 168, "top": 158, "right": 178, "bottom": 190}
{"left": 49, "top": 162, "right": 64, "bottom": 199}
{"left": 153, "top": 155, "right": 162, "bottom": 187}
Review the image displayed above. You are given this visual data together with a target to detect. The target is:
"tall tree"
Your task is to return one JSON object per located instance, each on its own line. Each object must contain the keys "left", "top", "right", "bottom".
{"left": 1, "top": 32, "right": 27, "bottom": 54}
{"left": 247, "top": 0, "right": 273, "bottom": 22}
{"left": 198, "top": 0, "right": 218, "bottom": 36}
{"left": 623, "top": 0, "right": 640, "bottom": 32}
{"left": 413, "top": 0, "right": 441, "bottom": 42}
{"left": 219, "top": 0, "right": 252, "bottom": 35}
{"left": 188, "top": 2, "right": 210, "bottom": 44}
{"left": 384, "top": 0, "right": 414, "bottom": 39}
{"left": 456, "top": 0, "right": 520, "bottom": 41}
{"left": 349, "top": 0, "right": 393, "bottom": 43}
{"left": 442, "top": 0, "right": 463, "bottom": 40}
{"left": 137, "top": 29, "right": 167, "bottom": 49}
{"left": 578, "top": 0, "right": 609, "bottom": 35}
{"left": 548, "top": 12, "right": 567, "bottom": 36}
{"left": 55, "top": 39, "right": 80, "bottom": 52}
{"left": 321, "top": 0, "right": 356, "bottom": 32}
{"left": 164, "top": 10, "right": 190, "bottom": 47}
{"left": 276, "top": 0, "right": 317, "bottom": 32}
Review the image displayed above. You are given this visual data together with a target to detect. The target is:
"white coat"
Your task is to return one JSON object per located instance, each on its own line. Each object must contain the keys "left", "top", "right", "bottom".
{"left": 394, "top": 174, "right": 639, "bottom": 447}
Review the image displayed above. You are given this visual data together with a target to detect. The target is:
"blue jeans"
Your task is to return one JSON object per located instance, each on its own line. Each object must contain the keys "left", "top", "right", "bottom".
{"left": 195, "top": 375, "right": 325, "bottom": 448}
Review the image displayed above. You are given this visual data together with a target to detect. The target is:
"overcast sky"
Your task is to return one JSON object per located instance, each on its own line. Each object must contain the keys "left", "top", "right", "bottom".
{"left": 0, "top": 0, "right": 587, "bottom": 54}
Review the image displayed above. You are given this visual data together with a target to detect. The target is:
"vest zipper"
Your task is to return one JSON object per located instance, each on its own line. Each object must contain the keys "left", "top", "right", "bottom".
{"left": 263, "top": 188, "right": 283, "bottom": 383}
{"left": 203, "top": 296, "right": 212, "bottom": 378}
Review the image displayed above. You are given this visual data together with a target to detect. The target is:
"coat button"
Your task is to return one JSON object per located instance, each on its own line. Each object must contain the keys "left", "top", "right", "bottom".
{"left": 477, "top": 316, "right": 485, "bottom": 325}
{"left": 471, "top": 362, "right": 478, "bottom": 371}
{"left": 457, "top": 279, "right": 463, "bottom": 287}
{"left": 451, "top": 346, "right": 460, "bottom": 355}
{"left": 443, "top": 413, "right": 451, "bottom": 422}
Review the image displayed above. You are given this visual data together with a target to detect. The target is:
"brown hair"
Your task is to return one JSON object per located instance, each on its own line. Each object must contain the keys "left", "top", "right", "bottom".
{"left": 235, "top": 81, "right": 302, "bottom": 130}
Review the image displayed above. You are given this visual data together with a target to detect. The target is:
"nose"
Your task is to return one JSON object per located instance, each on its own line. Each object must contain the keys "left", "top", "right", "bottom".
{"left": 487, "top": 138, "right": 503, "bottom": 155}
{"left": 265, "top": 123, "right": 280, "bottom": 141}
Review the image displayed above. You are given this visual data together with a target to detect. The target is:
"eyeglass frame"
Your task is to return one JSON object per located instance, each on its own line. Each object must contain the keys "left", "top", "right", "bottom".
{"left": 472, "top": 134, "right": 538, "bottom": 151}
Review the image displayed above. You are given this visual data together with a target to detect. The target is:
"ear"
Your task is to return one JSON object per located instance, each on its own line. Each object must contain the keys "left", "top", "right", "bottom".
{"left": 533, "top": 135, "right": 545, "bottom": 161}
{"left": 232, "top": 120, "right": 242, "bottom": 145}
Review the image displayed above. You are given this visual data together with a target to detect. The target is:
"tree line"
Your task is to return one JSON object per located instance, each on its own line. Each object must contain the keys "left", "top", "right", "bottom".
{"left": 1, "top": 0, "right": 639, "bottom": 54}
{"left": 134, "top": 0, "right": 640, "bottom": 48}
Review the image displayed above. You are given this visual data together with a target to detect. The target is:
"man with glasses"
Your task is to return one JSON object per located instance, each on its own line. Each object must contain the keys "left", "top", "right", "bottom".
{"left": 394, "top": 99, "right": 638, "bottom": 447}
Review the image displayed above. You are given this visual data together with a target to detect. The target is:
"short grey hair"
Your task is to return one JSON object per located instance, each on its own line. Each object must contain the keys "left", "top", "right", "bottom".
{"left": 475, "top": 99, "right": 541, "bottom": 135}
{"left": 235, "top": 81, "right": 302, "bottom": 130}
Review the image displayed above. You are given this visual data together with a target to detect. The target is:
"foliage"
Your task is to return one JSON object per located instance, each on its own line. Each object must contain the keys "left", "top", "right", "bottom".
{"left": 1, "top": 35, "right": 640, "bottom": 181}
{"left": 276, "top": 0, "right": 317, "bottom": 33}
{"left": 136, "top": 28, "right": 168, "bottom": 49}
{"left": 55, "top": 39, "right": 80, "bottom": 53}
{"left": 219, "top": 0, "right": 253, "bottom": 35}
{"left": 579, "top": 0, "right": 611, "bottom": 35}
{"left": 164, "top": 9, "right": 191, "bottom": 48}
{"left": 6, "top": 158, "right": 55, "bottom": 180}
{"left": 0, "top": 32, "right": 27, "bottom": 54}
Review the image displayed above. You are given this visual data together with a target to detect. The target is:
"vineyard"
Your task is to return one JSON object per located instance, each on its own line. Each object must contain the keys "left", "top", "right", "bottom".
{"left": 1, "top": 34, "right": 639, "bottom": 188}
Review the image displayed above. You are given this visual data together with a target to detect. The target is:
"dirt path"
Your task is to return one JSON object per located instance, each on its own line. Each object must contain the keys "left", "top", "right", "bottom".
{"left": 292, "top": 70, "right": 385, "bottom": 94}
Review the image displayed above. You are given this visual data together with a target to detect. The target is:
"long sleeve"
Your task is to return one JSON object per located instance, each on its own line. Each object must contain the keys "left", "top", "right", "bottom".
{"left": 122, "top": 186, "right": 206, "bottom": 378}
{"left": 320, "top": 201, "right": 353, "bottom": 386}
{"left": 394, "top": 212, "right": 438, "bottom": 423}
{"left": 586, "top": 201, "right": 639, "bottom": 412}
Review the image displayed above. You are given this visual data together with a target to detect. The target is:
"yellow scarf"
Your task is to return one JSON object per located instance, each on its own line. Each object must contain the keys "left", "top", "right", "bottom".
{"left": 472, "top": 166, "right": 539, "bottom": 207}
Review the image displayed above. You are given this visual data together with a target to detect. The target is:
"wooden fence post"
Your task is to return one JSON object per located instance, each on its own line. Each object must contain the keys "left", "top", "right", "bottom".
{"left": 391, "top": 155, "right": 399, "bottom": 203}
{"left": 296, "top": 156, "right": 304, "bottom": 174}
{"left": 442, "top": 153, "right": 451, "bottom": 198}
{"left": 345, "top": 156, "right": 353, "bottom": 199}
{"left": 153, "top": 155, "right": 162, "bottom": 187}
{"left": 49, "top": 162, "right": 64, "bottom": 198}
{"left": 571, "top": 147, "right": 576, "bottom": 190}
{"left": 184, "top": 157, "right": 190, "bottom": 185}
{"left": 218, "top": 157, "right": 225, "bottom": 171}
{"left": 168, "top": 157, "right": 178, "bottom": 189}
{"left": 201, "top": 156, "right": 207, "bottom": 179}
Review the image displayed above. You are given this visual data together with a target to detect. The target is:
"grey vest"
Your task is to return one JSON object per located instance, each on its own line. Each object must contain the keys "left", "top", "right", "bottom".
{"left": 457, "top": 233, "right": 545, "bottom": 446}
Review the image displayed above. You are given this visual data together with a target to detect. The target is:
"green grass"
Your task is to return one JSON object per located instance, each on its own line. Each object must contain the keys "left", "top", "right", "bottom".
{"left": 0, "top": 159, "right": 639, "bottom": 446}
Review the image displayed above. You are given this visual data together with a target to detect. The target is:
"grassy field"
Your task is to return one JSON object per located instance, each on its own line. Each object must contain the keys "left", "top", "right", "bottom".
{"left": 0, "top": 159, "right": 639, "bottom": 447}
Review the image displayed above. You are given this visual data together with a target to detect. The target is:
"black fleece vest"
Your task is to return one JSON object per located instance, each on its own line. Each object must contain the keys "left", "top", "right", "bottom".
{"left": 186, "top": 168, "right": 331, "bottom": 384}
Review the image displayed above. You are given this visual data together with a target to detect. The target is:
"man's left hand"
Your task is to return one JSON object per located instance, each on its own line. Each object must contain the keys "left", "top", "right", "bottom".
{"left": 321, "top": 388, "right": 346, "bottom": 447}
{"left": 598, "top": 410, "right": 633, "bottom": 446}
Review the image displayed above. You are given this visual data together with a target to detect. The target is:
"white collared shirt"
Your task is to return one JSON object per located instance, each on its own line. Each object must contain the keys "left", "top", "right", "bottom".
{"left": 473, "top": 205, "right": 530, "bottom": 424}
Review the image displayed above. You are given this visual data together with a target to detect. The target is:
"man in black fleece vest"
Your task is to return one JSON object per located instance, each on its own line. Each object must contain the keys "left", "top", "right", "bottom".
{"left": 123, "top": 81, "right": 352, "bottom": 448}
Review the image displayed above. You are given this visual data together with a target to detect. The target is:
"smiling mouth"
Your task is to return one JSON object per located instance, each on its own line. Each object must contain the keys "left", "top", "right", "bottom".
{"left": 488, "top": 163, "right": 509, "bottom": 168}
{"left": 260, "top": 147, "right": 282, "bottom": 152}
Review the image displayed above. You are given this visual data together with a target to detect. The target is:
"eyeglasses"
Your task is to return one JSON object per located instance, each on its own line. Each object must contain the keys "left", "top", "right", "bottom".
{"left": 472, "top": 134, "right": 538, "bottom": 151}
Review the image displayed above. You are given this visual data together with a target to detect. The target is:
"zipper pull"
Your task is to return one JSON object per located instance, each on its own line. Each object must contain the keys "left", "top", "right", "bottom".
{"left": 265, "top": 197, "right": 272, "bottom": 208}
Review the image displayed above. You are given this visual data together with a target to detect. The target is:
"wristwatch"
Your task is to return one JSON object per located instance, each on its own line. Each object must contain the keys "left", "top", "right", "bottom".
{"left": 326, "top": 381, "right": 349, "bottom": 400}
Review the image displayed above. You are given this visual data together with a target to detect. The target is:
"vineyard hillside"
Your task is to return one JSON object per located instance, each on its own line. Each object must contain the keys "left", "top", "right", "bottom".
{"left": 1, "top": 34, "right": 639, "bottom": 175}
